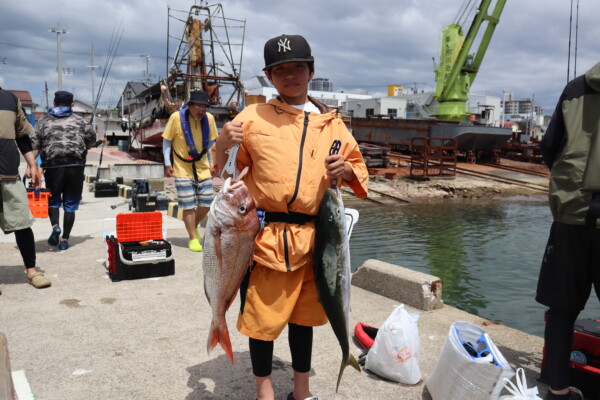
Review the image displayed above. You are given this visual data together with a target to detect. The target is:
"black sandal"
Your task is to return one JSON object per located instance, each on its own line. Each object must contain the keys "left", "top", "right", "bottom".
{"left": 287, "top": 393, "right": 321, "bottom": 400}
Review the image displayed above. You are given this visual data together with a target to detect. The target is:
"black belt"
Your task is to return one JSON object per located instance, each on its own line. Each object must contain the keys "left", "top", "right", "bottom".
{"left": 173, "top": 149, "right": 208, "bottom": 181}
{"left": 263, "top": 211, "right": 315, "bottom": 225}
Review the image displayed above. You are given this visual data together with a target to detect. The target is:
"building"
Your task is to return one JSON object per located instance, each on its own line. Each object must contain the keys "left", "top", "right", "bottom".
{"left": 72, "top": 99, "right": 94, "bottom": 116}
{"left": 503, "top": 97, "right": 543, "bottom": 120}
{"left": 7, "top": 89, "right": 37, "bottom": 115}
{"left": 96, "top": 108, "right": 126, "bottom": 145}
{"left": 243, "top": 76, "right": 371, "bottom": 110}
{"left": 309, "top": 78, "right": 333, "bottom": 92}
{"left": 116, "top": 81, "right": 150, "bottom": 114}
{"left": 344, "top": 97, "right": 407, "bottom": 119}
{"left": 504, "top": 98, "right": 532, "bottom": 114}
{"left": 467, "top": 93, "right": 502, "bottom": 126}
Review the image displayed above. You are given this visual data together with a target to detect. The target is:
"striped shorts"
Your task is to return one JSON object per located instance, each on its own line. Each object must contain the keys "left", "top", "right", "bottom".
{"left": 174, "top": 177, "right": 213, "bottom": 210}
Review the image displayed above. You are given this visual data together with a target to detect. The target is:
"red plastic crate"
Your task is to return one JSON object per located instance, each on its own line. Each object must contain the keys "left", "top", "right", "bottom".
{"left": 27, "top": 190, "right": 51, "bottom": 218}
{"left": 116, "top": 211, "right": 163, "bottom": 243}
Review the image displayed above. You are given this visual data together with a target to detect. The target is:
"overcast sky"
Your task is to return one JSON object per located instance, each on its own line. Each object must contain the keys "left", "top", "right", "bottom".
{"left": 0, "top": 0, "right": 597, "bottom": 115}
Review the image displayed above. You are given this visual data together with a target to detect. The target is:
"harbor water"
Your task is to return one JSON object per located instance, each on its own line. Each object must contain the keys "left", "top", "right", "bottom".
{"left": 346, "top": 195, "right": 600, "bottom": 337}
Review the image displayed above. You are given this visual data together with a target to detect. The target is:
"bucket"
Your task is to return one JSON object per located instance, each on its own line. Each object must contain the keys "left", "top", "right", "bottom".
{"left": 118, "top": 140, "right": 129, "bottom": 152}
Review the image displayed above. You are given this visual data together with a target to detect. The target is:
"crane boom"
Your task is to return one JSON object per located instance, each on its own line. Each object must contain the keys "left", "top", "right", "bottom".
{"left": 433, "top": 0, "right": 506, "bottom": 121}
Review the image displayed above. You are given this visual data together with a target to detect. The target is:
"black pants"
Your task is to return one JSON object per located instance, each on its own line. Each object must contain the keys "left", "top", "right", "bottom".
{"left": 537, "top": 222, "right": 600, "bottom": 390}
{"left": 249, "top": 323, "right": 313, "bottom": 377}
{"left": 544, "top": 308, "right": 579, "bottom": 390}
{"left": 44, "top": 166, "right": 85, "bottom": 212}
{"left": 14, "top": 227, "right": 36, "bottom": 269}
{"left": 537, "top": 222, "right": 600, "bottom": 311}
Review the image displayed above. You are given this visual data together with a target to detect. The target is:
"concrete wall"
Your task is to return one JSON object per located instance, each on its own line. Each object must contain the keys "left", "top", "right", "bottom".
{"left": 85, "top": 163, "right": 164, "bottom": 181}
{"left": 352, "top": 259, "right": 443, "bottom": 311}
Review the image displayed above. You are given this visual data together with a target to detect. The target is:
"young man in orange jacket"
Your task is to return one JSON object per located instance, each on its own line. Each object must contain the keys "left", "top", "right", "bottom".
{"left": 216, "top": 34, "right": 368, "bottom": 400}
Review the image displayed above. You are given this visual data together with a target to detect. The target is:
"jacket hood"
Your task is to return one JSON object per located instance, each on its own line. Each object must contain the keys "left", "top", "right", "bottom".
{"left": 585, "top": 61, "right": 600, "bottom": 92}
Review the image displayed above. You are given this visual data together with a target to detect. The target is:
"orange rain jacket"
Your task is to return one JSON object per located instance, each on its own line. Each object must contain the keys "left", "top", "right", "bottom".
{"left": 233, "top": 97, "right": 369, "bottom": 273}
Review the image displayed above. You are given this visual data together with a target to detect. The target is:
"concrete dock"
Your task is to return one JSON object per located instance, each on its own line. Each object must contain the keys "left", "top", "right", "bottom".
{"left": 0, "top": 155, "right": 550, "bottom": 400}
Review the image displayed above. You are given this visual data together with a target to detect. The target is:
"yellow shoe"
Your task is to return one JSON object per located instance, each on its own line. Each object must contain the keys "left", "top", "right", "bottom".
{"left": 188, "top": 238, "right": 202, "bottom": 252}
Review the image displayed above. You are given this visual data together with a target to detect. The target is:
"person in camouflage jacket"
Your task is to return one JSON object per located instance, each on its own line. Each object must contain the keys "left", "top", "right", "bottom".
{"left": 30, "top": 91, "right": 96, "bottom": 251}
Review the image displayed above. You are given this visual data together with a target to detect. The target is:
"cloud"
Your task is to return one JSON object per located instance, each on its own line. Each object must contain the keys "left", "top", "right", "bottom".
{"left": 0, "top": 0, "right": 594, "bottom": 113}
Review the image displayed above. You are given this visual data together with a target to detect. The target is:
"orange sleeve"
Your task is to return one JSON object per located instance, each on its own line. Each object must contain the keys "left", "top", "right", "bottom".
{"left": 340, "top": 123, "right": 368, "bottom": 198}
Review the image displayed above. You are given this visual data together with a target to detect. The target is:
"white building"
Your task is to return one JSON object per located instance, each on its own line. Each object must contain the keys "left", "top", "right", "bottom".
{"left": 309, "top": 78, "right": 333, "bottom": 92}
{"left": 244, "top": 76, "right": 371, "bottom": 110}
{"left": 343, "top": 97, "right": 408, "bottom": 118}
{"left": 467, "top": 93, "right": 502, "bottom": 126}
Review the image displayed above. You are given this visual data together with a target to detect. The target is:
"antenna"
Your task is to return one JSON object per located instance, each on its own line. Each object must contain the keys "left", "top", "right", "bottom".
{"left": 140, "top": 54, "right": 154, "bottom": 84}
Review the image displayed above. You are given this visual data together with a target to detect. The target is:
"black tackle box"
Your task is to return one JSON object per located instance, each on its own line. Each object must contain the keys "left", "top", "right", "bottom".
{"left": 108, "top": 239, "right": 174, "bottom": 282}
{"left": 94, "top": 179, "right": 119, "bottom": 198}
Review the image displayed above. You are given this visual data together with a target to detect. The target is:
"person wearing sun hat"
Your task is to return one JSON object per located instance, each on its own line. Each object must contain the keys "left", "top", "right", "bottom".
{"left": 162, "top": 89, "right": 218, "bottom": 252}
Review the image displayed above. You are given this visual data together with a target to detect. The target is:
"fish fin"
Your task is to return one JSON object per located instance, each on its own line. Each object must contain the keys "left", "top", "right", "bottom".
{"left": 349, "top": 353, "right": 361, "bottom": 372}
{"left": 207, "top": 319, "right": 234, "bottom": 364}
{"left": 335, "top": 353, "right": 361, "bottom": 392}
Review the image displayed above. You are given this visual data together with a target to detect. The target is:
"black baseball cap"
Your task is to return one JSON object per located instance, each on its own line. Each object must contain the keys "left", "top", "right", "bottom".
{"left": 263, "top": 34, "right": 314, "bottom": 71}
{"left": 54, "top": 90, "right": 73, "bottom": 105}
{"left": 188, "top": 90, "right": 210, "bottom": 106}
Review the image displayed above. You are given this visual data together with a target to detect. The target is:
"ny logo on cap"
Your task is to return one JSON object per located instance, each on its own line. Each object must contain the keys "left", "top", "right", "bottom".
{"left": 277, "top": 38, "right": 291, "bottom": 53}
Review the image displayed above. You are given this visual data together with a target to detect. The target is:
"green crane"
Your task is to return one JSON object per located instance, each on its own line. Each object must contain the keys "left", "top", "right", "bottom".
{"left": 433, "top": 0, "right": 506, "bottom": 121}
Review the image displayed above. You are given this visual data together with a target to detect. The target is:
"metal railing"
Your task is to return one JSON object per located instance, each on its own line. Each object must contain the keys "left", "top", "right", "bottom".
{"left": 410, "top": 137, "right": 457, "bottom": 178}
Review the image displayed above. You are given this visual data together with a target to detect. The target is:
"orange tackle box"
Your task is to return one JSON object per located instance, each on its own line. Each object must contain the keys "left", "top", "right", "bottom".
{"left": 105, "top": 211, "right": 174, "bottom": 282}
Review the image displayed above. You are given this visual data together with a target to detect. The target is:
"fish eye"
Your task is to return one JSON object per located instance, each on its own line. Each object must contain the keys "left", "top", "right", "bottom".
{"left": 239, "top": 205, "right": 247, "bottom": 214}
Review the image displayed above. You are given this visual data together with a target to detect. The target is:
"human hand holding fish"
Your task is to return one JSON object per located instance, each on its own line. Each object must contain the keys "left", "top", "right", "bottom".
{"left": 219, "top": 120, "right": 244, "bottom": 147}
{"left": 324, "top": 153, "right": 347, "bottom": 180}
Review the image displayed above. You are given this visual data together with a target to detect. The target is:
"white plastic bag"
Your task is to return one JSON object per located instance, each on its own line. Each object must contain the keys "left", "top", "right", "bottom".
{"left": 365, "top": 304, "right": 421, "bottom": 384}
{"left": 499, "top": 368, "right": 542, "bottom": 400}
{"left": 426, "top": 321, "right": 514, "bottom": 400}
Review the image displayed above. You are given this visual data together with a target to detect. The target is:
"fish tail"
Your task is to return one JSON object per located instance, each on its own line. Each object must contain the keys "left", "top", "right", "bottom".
{"left": 207, "top": 318, "right": 234, "bottom": 364}
{"left": 335, "top": 353, "right": 361, "bottom": 392}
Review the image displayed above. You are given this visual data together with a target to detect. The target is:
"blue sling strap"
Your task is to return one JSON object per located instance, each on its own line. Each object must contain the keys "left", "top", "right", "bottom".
{"left": 178, "top": 106, "right": 209, "bottom": 160}
{"left": 173, "top": 107, "right": 211, "bottom": 181}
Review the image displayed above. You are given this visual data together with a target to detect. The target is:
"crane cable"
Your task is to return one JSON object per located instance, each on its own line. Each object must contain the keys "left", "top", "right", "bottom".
{"left": 453, "top": 0, "right": 471, "bottom": 24}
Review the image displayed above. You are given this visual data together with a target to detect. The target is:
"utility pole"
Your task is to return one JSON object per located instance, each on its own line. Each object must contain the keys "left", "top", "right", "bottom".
{"left": 88, "top": 44, "right": 101, "bottom": 105}
{"left": 50, "top": 23, "right": 68, "bottom": 90}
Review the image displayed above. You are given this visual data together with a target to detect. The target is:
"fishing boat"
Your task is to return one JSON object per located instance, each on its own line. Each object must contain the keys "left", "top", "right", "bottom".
{"left": 125, "top": 3, "right": 245, "bottom": 161}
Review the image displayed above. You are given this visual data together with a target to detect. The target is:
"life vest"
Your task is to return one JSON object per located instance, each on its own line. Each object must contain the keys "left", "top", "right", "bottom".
{"left": 173, "top": 106, "right": 210, "bottom": 180}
